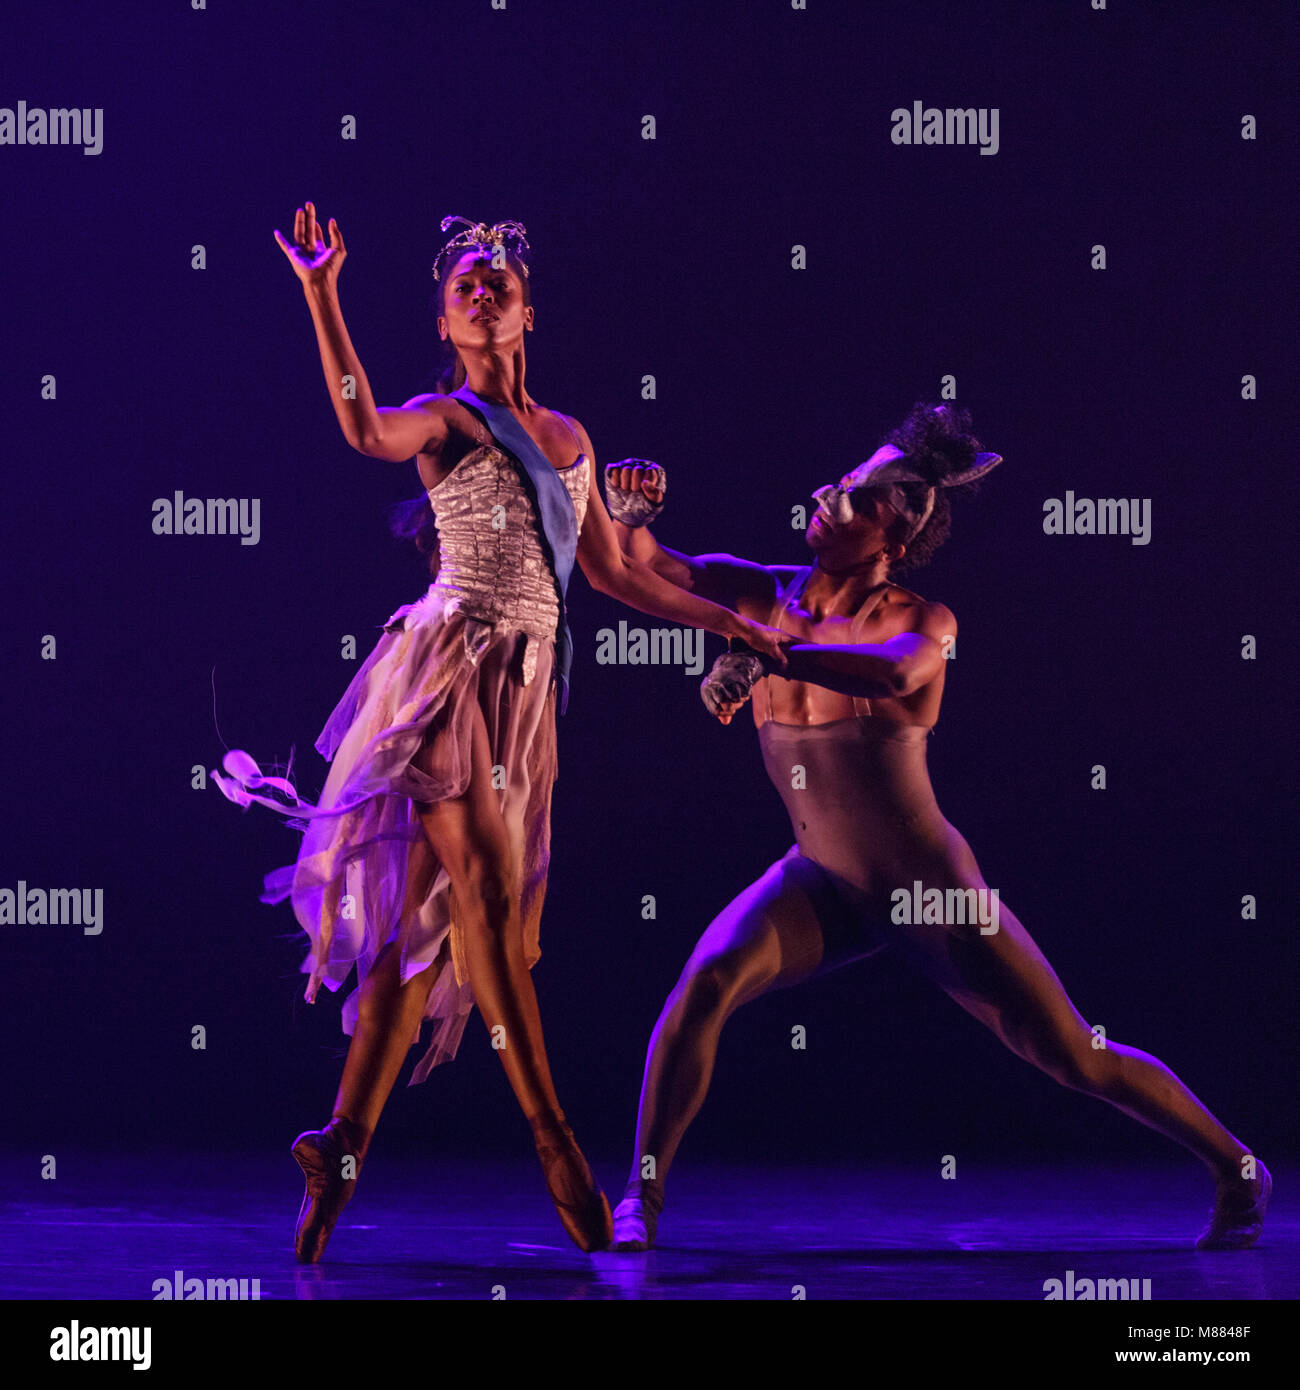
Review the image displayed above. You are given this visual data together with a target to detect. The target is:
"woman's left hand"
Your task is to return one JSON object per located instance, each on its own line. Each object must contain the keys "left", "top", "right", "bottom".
{"left": 732, "top": 618, "right": 792, "bottom": 671}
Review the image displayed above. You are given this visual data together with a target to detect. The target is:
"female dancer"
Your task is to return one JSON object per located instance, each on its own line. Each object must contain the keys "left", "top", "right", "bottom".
{"left": 603, "top": 401, "right": 1270, "bottom": 1252}
{"left": 213, "top": 208, "right": 789, "bottom": 1260}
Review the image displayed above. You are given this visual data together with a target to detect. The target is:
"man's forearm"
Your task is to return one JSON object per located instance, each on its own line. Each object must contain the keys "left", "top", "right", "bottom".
{"left": 599, "top": 549, "right": 741, "bottom": 639}
{"left": 611, "top": 521, "right": 696, "bottom": 588}
{"left": 781, "top": 643, "right": 904, "bottom": 699}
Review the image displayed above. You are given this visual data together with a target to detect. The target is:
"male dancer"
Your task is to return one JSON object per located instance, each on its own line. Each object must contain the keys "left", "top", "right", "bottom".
{"left": 601, "top": 401, "right": 1270, "bottom": 1252}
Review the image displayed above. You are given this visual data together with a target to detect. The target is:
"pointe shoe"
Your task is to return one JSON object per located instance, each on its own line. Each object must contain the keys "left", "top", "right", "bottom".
{"left": 291, "top": 1117, "right": 368, "bottom": 1263}
{"left": 610, "top": 1178, "right": 665, "bottom": 1251}
{"left": 530, "top": 1115, "right": 613, "bottom": 1252}
{"left": 1195, "top": 1161, "right": 1272, "bottom": 1250}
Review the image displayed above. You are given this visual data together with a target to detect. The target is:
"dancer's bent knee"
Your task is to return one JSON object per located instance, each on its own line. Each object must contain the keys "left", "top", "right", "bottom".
{"left": 674, "top": 949, "right": 777, "bottom": 1026}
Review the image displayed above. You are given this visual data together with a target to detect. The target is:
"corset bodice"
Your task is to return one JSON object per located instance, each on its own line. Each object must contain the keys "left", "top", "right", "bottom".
{"left": 425, "top": 444, "right": 589, "bottom": 638}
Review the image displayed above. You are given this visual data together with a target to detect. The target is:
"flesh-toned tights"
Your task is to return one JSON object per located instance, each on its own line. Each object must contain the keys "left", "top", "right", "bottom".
{"left": 327, "top": 694, "right": 572, "bottom": 1173}
{"left": 623, "top": 716, "right": 1251, "bottom": 1197}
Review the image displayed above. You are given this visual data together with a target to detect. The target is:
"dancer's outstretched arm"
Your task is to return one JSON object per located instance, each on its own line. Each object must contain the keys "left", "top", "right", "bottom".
{"left": 605, "top": 461, "right": 956, "bottom": 700}
{"left": 568, "top": 429, "right": 790, "bottom": 666}
{"left": 274, "top": 201, "right": 457, "bottom": 462}
{"left": 603, "top": 462, "right": 801, "bottom": 616}
{"left": 781, "top": 610, "right": 955, "bottom": 699}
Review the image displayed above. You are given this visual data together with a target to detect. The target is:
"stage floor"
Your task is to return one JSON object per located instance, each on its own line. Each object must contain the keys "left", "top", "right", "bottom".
{"left": 2, "top": 1154, "right": 1292, "bottom": 1301}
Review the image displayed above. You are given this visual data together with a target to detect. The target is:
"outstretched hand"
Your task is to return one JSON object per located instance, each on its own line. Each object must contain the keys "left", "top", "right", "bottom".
{"left": 701, "top": 650, "right": 767, "bottom": 724}
{"left": 273, "top": 200, "right": 347, "bottom": 288}
{"left": 712, "top": 695, "right": 748, "bottom": 725}
{"left": 733, "top": 620, "right": 792, "bottom": 671}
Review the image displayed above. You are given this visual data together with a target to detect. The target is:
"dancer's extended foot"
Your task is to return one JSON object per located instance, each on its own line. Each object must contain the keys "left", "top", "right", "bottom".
{"left": 1195, "top": 1161, "right": 1272, "bottom": 1250}
{"left": 610, "top": 1177, "right": 665, "bottom": 1251}
{"left": 530, "top": 1114, "right": 613, "bottom": 1252}
{"left": 291, "top": 1116, "right": 368, "bottom": 1264}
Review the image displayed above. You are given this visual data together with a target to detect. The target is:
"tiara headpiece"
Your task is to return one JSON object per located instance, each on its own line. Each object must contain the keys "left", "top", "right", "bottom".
{"left": 432, "top": 215, "right": 531, "bottom": 280}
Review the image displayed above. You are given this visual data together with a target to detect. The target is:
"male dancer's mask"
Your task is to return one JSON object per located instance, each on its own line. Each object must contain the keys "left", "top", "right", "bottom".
{"left": 812, "top": 444, "right": 1003, "bottom": 543}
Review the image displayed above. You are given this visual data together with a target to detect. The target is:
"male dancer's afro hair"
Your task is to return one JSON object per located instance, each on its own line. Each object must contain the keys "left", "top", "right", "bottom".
{"left": 882, "top": 401, "right": 987, "bottom": 572}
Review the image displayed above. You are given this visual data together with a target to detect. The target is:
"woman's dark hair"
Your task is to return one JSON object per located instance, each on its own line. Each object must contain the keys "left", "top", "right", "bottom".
{"left": 390, "top": 239, "right": 536, "bottom": 576}
{"left": 387, "top": 493, "right": 441, "bottom": 578}
{"left": 879, "top": 401, "right": 986, "bottom": 572}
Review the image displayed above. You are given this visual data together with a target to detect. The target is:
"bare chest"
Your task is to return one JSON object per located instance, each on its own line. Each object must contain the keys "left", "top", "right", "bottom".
{"left": 757, "top": 590, "right": 935, "bottom": 726}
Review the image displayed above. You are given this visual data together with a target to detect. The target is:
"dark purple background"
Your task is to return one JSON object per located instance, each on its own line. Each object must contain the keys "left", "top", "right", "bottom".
{"left": 2, "top": 1, "right": 1294, "bottom": 1170}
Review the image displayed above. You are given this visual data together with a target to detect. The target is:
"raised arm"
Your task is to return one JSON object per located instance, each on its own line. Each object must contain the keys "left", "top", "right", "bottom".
{"left": 274, "top": 201, "right": 451, "bottom": 462}
{"left": 566, "top": 429, "right": 791, "bottom": 666}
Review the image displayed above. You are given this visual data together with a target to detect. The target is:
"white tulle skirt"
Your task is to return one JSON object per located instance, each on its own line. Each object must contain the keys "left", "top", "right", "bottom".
{"left": 213, "top": 586, "right": 558, "bottom": 1083}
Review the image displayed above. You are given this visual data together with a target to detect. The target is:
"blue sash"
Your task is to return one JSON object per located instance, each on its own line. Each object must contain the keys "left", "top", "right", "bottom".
{"left": 449, "top": 386, "right": 579, "bottom": 713}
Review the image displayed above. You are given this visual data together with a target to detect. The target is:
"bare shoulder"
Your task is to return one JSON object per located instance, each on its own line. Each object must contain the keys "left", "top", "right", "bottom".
{"left": 550, "top": 408, "right": 593, "bottom": 458}
{"left": 399, "top": 391, "right": 456, "bottom": 416}
{"left": 881, "top": 583, "right": 957, "bottom": 637}
{"left": 687, "top": 552, "right": 786, "bottom": 618}
{"left": 397, "top": 393, "right": 456, "bottom": 443}
{"left": 402, "top": 394, "right": 488, "bottom": 490}
{"left": 399, "top": 392, "right": 488, "bottom": 456}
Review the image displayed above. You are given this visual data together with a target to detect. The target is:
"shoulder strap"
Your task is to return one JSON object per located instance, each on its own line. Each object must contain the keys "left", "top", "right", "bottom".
{"left": 773, "top": 566, "right": 811, "bottom": 623}
{"left": 551, "top": 410, "right": 584, "bottom": 455}
{"left": 752, "top": 567, "right": 810, "bottom": 726}
{"left": 846, "top": 580, "right": 897, "bottom": 716}
{"left": 449, "top": 387, "right": 579, "bottom": 713}
{"left": 848, "top": 580, "right": 892, "bottom": 639}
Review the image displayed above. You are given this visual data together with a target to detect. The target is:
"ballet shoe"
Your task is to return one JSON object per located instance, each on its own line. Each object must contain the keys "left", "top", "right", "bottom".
{"left": 530, "top": 1114, "right": 613, "bottom": 1252}
{"left": 610, "top": 1177, "right": 665, "bottom": 1251}
{"left": 1195, "top": 1161, "right": 1272, "bottom": 1250}
{"left": 290, "top": 1116, "right": 368, "bottom": 1263}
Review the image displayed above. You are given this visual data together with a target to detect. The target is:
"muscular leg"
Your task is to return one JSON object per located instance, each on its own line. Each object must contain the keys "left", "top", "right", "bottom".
{"left": 415, "top": 699, "right": 564, "bottom": 1123}
{"left": 886, "top": 876, "right": 1269, "bottom": 1245}
{"left": 324, "top": 831, "right": 446, "bottom": 1158}
{"left": 891, "top": 887, "right": 1250, "bottom": 1176}
{"left": 415, "top": 697, "right": 611, "bottom": 1248}
{"left": 612, "top": 852, "right": 881, "bottom": 1248}
{"left": 291, "top": 798, "right": 445, "bottom": 1262}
